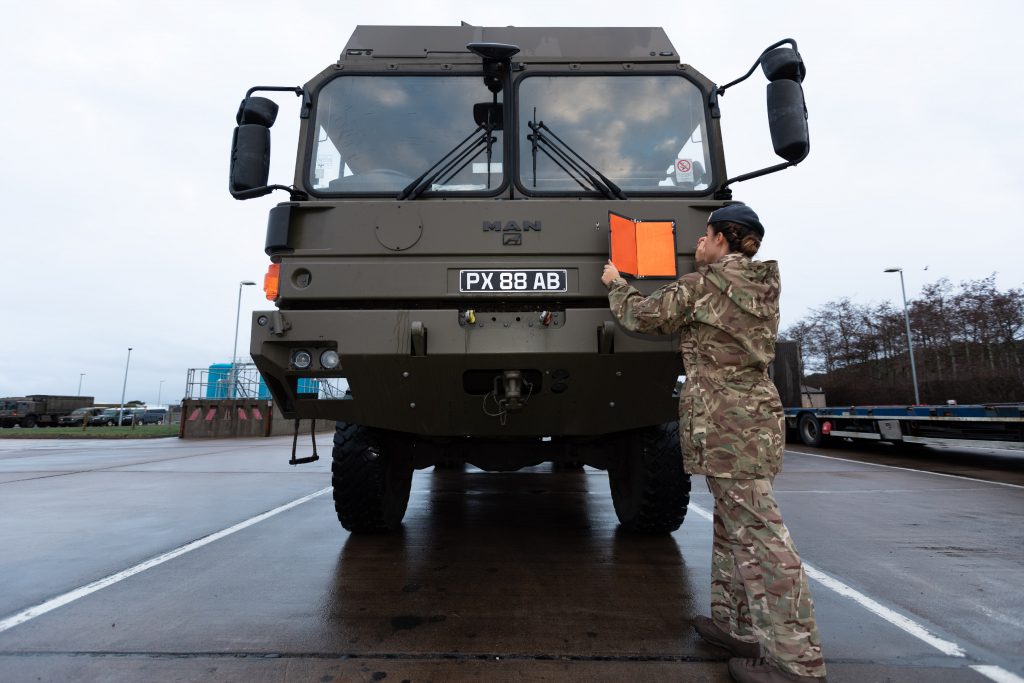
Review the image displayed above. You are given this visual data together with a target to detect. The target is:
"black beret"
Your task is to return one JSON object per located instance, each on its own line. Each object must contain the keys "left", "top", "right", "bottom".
{"left": 709, "top": 204, "right": 765, "bottom": 239}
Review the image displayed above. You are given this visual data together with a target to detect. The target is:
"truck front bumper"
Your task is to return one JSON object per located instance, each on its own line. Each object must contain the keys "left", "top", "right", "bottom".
{"left": 251, "top": 308, "right": 682, "bottom": 438}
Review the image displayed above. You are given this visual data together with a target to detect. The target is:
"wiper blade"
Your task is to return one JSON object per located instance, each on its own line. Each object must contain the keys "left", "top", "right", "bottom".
{"left": 398, "top": 126, "right": 496, "bottom": 200}
{"left": 527, "top": 119, "right": 628, "bottom": 200}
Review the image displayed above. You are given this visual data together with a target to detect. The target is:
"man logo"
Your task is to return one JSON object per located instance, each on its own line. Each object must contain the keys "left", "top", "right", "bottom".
{"left": 484, "top": 220, "right": 540, "bottom": 246}
{"left": 482, "top": 220, "right": 542, "bottom": 232}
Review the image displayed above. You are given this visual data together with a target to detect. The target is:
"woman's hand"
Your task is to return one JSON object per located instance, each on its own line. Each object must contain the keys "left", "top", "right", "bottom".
{"left": 695, "top": 236, "right": 708, "bottom": 266}
{"left": 601, "top": 260, "right": 622, "bottom": 286}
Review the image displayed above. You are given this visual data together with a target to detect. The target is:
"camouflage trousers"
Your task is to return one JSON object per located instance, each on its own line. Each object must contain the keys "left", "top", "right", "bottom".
{"left": 707, "top": 476, "right": 826, "bottom": 678}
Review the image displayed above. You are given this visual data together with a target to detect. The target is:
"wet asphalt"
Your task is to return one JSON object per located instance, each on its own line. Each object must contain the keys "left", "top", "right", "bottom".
{"left": 0, "top": 435, "right": 1020, "bottom": 682}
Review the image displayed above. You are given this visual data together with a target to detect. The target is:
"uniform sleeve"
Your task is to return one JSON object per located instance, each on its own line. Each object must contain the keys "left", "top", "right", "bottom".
{"left": 607, "top": 273, "right": 704, "bottom": 335}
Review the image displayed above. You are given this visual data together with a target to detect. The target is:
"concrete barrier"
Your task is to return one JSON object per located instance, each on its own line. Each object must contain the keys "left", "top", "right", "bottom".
{"left": 179, "top": 400, "right": 334, "bottom": 439}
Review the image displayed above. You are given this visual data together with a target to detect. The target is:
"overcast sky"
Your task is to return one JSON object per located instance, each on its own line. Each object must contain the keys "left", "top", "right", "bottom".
{"left": 2, "top": 1, "right": 1021, "bottom": 404}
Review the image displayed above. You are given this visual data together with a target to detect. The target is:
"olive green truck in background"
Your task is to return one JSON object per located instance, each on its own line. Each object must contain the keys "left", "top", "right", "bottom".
{"left": 0, "top": 395, "right": 94, "bottom": 428}
{"left": 228, "top": 25, "right": 809, "bottom": 533}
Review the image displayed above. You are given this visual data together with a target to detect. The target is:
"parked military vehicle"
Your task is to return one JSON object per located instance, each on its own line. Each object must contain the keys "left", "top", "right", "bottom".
{"left": 228, "top": 25, "right": 809, "bottom": 533}
{"left": 57, "top": 406, "right": 106, "bottom": 427}
{"left": 0, "top": 395, "right": 94, "bottom": 428}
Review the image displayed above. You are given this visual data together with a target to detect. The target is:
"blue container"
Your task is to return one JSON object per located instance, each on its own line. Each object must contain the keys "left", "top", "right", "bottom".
{"left": 207, "top": 364, "right": 233, "bottom": 399}
{"left": 297, "top": 378, "right": 320, "bottom": 395}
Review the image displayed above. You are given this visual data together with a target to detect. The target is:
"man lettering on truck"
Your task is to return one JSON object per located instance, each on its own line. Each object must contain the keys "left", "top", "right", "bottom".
{"left": 601, "top": 204, "right": 827, "bottom": 683}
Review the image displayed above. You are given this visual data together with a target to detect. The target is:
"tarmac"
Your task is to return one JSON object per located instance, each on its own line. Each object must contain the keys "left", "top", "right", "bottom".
{"left": 0, "top": 435, "right": 1020, "bottom": 682}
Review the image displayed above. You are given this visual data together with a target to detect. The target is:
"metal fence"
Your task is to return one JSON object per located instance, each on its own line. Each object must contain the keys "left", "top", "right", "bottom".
{"left": 184, "top": 363, "right": 350, "bottom": 401}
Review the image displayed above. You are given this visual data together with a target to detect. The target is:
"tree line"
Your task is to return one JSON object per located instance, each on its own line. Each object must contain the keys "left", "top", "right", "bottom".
{"left": 781, "top": 275, "right": 1024, "bottom": 405}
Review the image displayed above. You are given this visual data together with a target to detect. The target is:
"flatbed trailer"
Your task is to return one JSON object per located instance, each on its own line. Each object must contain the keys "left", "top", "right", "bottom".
{"left": 785, "top": 404, "right": 1024, "bottom": 451}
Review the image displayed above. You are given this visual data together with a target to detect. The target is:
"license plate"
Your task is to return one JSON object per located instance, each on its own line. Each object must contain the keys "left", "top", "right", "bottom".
{"left": 459, "top": 269, "right": 567, "bottom": 293}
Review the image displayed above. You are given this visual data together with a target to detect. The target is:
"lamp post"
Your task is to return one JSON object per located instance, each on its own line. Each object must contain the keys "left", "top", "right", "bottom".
{"left": 118, "top": 348, "right": 133, "bottom": 425}
{"left": 157, "top": 379, "right": 166, "bottom": 408}
{"left": 77, "top": 373, "right": 85, "bottom": 396}
{"left": 884, "top": 267, "right": 921, "bottom": 404}
{"left": 230, "top": 281, "right": 257, "bottom": 398}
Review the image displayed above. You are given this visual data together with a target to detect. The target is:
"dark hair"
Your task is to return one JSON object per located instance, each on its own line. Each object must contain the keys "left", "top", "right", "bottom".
{"left": 709, "top": 220, "right": 761, "bottom": 257}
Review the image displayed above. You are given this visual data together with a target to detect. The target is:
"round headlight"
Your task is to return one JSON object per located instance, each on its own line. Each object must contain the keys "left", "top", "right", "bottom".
{"left": 320, "top": 349, "right": 340, "bottom": 369}
{"left": 292, "top": 350, "right": 312, "bottom": 369}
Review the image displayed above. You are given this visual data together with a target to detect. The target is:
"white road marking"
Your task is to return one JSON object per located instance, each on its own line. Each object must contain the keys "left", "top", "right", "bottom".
{"left": 0, "top": 487, "right": 332, "bottom": 634}
{"left": 687, "top": 502, "right": 966, "bottom": 657}
{"left": 971, "top": 666, "right": 1024, "bottom": 683}
{"left": 694, "top": 488, "right": 986, "bottom": 494}
{"left": 785, "top": 448, "right": 1024, "bottom": 489}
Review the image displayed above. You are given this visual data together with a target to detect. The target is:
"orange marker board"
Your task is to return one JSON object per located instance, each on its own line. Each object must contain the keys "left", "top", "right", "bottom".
{"left": 608, "top": 212, "right": 677, "bottom": 279}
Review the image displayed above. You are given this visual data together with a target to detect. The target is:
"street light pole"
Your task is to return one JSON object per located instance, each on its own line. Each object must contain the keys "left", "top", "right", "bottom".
{"left": 230, "top": 281, "right": 257, "bottom": 399}
{"left": 884, "top": 267, "right": 921, "bottom": 404}
{"left": 118, "top": 348, "right": 133, "bottom": 425}
{"left": 77, "top": 373, "right": 85, "bottom": 396}
{"left": 157, "top": 379, "right": 166, "bottom": 408}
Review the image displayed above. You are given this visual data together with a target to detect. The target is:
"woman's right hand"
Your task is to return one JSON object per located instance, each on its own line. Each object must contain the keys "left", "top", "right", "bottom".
{"left": 695, "top": 236, "right": 708, "bottom": 266}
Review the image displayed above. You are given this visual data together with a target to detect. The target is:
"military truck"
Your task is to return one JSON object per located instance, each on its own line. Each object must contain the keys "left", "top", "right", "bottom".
{"left": 0, "top": 395, "right": 94, "bottom": 428}
{"left": 228, "top": 25, "right": 809, "bottom": 533}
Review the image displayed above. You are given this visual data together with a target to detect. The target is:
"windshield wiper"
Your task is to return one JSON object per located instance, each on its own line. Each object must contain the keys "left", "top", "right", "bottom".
{"left": 527, "top": 118, "right": 627, "bottom": 200}
{"left": 397, "top": 126, "right": 497, "bottom": 200}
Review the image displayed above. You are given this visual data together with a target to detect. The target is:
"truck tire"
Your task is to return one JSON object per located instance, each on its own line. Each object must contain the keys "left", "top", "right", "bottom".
{"left": 21, "top": 416, "right": 37, "bottom": 428}
{"left": 332, "top": 422, "right": 413, "bottom": 533}
{"left": 797, "top": 413, "right": 825, "bottom": 447}
{"left": 607, "top": 422, "right": 690, "bottom": 534}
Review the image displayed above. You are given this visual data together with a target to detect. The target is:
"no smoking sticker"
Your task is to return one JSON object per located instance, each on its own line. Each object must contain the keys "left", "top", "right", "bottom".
{"left": 675, "top": 158, "right": 694, "bottom": 184}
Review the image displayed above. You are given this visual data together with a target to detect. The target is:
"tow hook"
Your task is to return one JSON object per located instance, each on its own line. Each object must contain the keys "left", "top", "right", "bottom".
{"left": 538, "top": 311, "right": 553, "bottom": 326}
{"left": 502, "top": 370, "right": 524, "bottom": 412}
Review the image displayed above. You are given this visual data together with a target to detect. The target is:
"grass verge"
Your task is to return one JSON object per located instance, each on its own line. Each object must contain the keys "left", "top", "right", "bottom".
{"left": 0, "top": 425, "right": 179, "bottom": 439}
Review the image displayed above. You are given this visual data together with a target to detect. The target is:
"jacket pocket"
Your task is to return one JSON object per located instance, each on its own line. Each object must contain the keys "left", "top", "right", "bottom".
{"left": 679, "top": 393, "right": 708, "bottom": 472}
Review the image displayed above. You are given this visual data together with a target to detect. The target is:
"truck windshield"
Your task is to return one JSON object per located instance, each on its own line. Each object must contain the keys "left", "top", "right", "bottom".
{"left": 309, "top": 76, "right": 504, "bottom": 194}
{"left": 517, "top": 75, "right": 712, "bottom": 194}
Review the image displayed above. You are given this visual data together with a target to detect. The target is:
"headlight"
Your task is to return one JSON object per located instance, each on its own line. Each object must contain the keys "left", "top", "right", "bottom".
{"left": 292, "top": 350, "right": 312, "bottom": 369}
{"left": 320, "top": 350, "right": 340, "bottom": 369}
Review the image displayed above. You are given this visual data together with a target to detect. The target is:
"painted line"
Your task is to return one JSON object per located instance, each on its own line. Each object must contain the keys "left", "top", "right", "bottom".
{"left": 0, "top": 487, "right": 332, "bottom": 634}
{"left": 687, "top": 502, "right": 966, "bottom": 657}
{"left": 694, "top": 488, "right": 987, "bottom": 495}
{"left": 970, "top": 665, "right": 1024, "bottom": 683}
{"left": 785, "top": 448, "right": 1024, "bottom": 490}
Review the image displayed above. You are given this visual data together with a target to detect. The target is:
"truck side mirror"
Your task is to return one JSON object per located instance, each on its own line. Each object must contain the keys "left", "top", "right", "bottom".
{"left": 230, "top": 125, "right": 271, "bottom": 197}
{"left": 761, "top": 46, "right": 805, "bottom": 83}
{"left": 761, "top": 47, "right": 808, "bottom": 163}
{"left": 229, "top": 97, "right": 279, "bottom": 200}
{"left": 712, "top": 39, "right": 810, "bottom": 197}
{"left": 767, "top": 79, "right": 809, "bottom": 162}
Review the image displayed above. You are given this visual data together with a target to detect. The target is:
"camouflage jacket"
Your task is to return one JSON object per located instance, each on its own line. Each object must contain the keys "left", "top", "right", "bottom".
{"left": 607, "top": 252, "right": 784, "bottom": 478}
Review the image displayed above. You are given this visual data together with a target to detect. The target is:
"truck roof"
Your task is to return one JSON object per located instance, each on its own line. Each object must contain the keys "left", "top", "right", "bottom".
{"left": 342, "top": 24, "right": 679, "bottom": 63}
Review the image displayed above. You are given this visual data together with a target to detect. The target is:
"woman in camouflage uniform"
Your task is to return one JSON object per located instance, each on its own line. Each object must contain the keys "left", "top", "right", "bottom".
{"left": 601, "top": 204, "right": 827, "bottom": 683}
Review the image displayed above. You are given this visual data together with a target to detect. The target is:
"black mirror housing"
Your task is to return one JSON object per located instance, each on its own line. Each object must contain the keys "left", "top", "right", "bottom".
{"left": 767, "top": 79, "right": 809, "bottom": 162}
{"left": 761, "top": 47, "right": 806, "bottom": 83}
{"left": 229, "top": 124, "right": 272, "bottom": 198}
{"left": 236, "top": 96, "right": 279, "bottom": 127}
{"left": 473, "top": 102, "right": 503, "bottom": 131}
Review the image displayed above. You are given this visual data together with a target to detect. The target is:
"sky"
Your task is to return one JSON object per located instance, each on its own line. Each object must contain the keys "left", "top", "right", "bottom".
{"left": 2, "top": 1, "right": 1021, "bottom": 404}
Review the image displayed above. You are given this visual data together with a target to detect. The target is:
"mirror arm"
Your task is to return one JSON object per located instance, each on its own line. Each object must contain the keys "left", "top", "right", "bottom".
{"left": 716, "top": 38, "right": 799, "bottom": 96}
{"left": 244, "top": 85, "right": 309, "bottom": 118}
{"left": 245, "top": 85, "right": 304, "bottom": 99}
{"left": 709, "top": 38, "right": 800, "bottom": 116}
{"left": 231, "top": 185, "right": 309, "bottom": 201}
{"left": 713, "top": 145, "right": 809, "bottom": 200}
